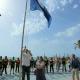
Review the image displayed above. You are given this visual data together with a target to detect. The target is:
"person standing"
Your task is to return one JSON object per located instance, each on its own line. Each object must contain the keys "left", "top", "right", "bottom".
{"left": 22, "top": 46, "right": 32, "bottom": 80}
{"left": 70, "top": 54, "right": 80, "bottom": 80}
{"left": 35, "top": 56, "right": 46, "bottom": 80}
{"left": 2, "top": 56, "right": 8, "bottom": 74}
{"left": 49, "top": 57, "right": 54, "bottom": 73}
{"left": 15, "top": 58, "right": 20, "bottom": 73}
{"left": 10, "top": 57, "right": 15, "bottom": 74}
{"left": 62, "top": 56, "right": 67, "bottom": 72}
{"left": 30, "top": 57, "right": 35, "bottom": 72}
{"left": 56, "top": 57, "right": 61, "bottom": 72}
{"left": 44, "top": 57, "right": 48, "bottom": 73}
{"left": 0, "top": 56, "right": 3, "bottom": 76}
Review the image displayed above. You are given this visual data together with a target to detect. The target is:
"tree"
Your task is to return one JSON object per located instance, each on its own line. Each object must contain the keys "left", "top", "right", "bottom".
{"left": 74, "top": 40, "right": 80, "bottom": 49}
{"left": 0, "top": 14, "right": 1, "bottom": 16}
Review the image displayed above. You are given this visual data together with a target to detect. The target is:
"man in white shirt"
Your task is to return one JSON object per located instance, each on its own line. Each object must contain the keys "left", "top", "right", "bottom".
{"left": 22, "top": 46, "right": 32, "bottom": 80}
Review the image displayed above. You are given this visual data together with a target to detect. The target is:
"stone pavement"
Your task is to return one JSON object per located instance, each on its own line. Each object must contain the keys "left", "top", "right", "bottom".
{"left": 0, "top": 72, "right": 73, "bottom": 80}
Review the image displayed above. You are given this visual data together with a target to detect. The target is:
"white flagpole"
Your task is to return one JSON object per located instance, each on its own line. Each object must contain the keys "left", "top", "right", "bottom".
{"left": 26, "top": 0, "right": 30, "bottom": 48}
{"left": 19, "top": 0, "right": 27, "bottom": 80}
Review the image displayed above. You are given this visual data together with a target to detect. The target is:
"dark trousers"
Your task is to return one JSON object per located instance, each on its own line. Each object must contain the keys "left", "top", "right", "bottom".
{"left": 22, "top": 66, "right": 30, "bottom": 80}
{"left": 45, "top": 65, "right": 48, "bottom": 73}
{"left": 62, "top": 65, "right": 66, "bottom": 72}
{"left": 0, "top": 67, "right": 3, "bottom": 76}
{"left": 50, "top": 65, "right": 54, "bottom": 73}
{"left": 15, "top": 65, "right": 19, "bottom": 73}
{"left": 36, "top": 69, "right": 46, "bottom": 80}
{"left": 3, "top": 66, "right": 7, "bottom": 74}
{"left": 10, "top": 65, "right": 15, "bottom": 74}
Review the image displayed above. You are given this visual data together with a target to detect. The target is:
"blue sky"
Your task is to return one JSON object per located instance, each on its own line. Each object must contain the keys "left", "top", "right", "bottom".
{"left": 0, "top": 0, "right": 80, "bottom": 57}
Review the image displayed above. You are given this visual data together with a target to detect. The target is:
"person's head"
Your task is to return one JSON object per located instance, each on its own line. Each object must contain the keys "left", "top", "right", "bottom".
{"left": 72, "top": 54, "right": 76, "bottom": 59}
{"left": 40, "top": 56, "right": 44, "bottom": 61}
{"left": 45, "top": 57, "right": 48, "bottom": 59}
{"left": 24, "top": 46, "right": 26, "bottom": 49}
{"left": 0, "top": 56, "right": 2, "bottom": 59}
{"left": 63, "top": 56, "right": 65, "bottom": 58}
{"left": 31, "top": 57, "right": 33, "bottom": 59}
{"left": 5, "top": 56, "right": 7, "bottom": 59}
{"left": 37, "top": 56, "right": 39, "bottom": 60}
{"left": 13, "top": 57, "right": 15, "bottom": 60}
{"left": 50, "top": 57, "right": 53, "bottom": 60}
{"left": 17, "top": 58, "right": 19, "bottom": 60}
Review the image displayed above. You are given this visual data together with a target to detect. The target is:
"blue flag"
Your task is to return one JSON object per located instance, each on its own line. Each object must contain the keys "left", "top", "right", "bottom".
{"left": 30, "top": 0, "right": 52, "bottom": 27}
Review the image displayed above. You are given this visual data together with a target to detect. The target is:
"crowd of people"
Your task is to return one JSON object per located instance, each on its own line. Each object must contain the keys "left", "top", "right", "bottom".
{"left": 0, "top": 47, "right": 80, "bottom": 80}
{"left": 0, "top": 56, "right": 20, "bottom": 75}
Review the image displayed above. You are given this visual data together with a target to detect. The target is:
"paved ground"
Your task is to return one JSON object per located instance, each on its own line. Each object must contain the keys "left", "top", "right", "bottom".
{"left": 0, "top": 72, "right": 73, "bottom": 80}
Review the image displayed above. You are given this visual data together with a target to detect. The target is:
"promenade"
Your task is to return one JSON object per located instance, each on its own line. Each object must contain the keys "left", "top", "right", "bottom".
{"left": 0, "top": 72, "right": 73, "bottom": 80}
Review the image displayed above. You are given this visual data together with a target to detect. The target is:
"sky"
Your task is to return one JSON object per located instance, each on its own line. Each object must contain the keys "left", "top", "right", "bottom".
{"left": 0, "top": 0, "right": 80, "bottom": 57}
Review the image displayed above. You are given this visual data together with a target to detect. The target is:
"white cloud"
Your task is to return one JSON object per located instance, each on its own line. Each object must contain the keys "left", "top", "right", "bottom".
{"left": 0, "top": 0, "right": 12, "bottom": 16}
{"left": 60, "top": 0, "right": 73, "bottom": 6}
{"left": 44, "top": 0, "right": 57, "bottom": 13}
{"left": 11, "top": 11, "right": 47, "bottom": 36}
{"left": 73, "top": 4, "right": 78, "bottom": 9}
{"left": 11, "top": 23, "right": 23, "bottom": 36}
{"left": 55, "top": 24, "right": 80, "bottom": 37}
{"left": 56, "top": 0, "right": 73, "bottom": 9}
{"left": 60, "top": 0, "right": 68, "bottom": 6}
{"left": 11, "top": 0, "right": 75, "bottom": 37}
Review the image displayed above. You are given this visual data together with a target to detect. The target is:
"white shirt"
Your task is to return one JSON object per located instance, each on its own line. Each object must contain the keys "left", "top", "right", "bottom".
{"left": 22, "top": 51, "right": 31, "bottom": 67}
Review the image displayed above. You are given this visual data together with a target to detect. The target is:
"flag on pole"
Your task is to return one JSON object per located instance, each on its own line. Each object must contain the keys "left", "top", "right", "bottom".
{"left": 30, "top": 0, "right": 52, "bottom": 27}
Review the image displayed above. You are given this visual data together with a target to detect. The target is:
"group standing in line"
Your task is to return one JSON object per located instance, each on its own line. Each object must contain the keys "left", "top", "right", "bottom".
{"left": 0, "top": 47, "right": 80, "bottom": 80}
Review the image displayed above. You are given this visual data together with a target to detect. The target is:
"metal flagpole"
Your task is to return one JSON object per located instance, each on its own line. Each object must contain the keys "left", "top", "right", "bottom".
{"left": 19, "top": 0, "right": 27, "bottom": 80}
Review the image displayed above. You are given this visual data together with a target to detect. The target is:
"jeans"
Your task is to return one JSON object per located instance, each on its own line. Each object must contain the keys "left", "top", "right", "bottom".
{"left": 22, "top": 66, "right": 30, "bottom": 80}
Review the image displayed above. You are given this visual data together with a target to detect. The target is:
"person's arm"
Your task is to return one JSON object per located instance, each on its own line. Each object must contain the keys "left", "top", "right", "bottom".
{"left": 70, "top": 60, "right": 73, "bottom": 70}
